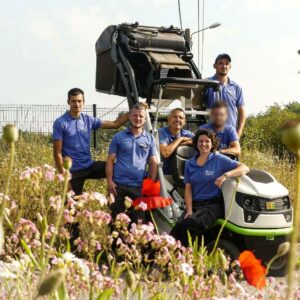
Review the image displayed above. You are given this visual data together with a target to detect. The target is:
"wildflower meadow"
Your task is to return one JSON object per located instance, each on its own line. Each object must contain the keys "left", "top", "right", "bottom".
{"left": 0, "top": 125, "right": 299, "bottom": 300}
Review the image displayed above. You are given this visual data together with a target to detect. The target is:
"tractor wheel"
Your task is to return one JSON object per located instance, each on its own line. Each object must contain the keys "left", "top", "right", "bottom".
{"left": 206, "top": 239, "right": 241, "bottom": 275}
{"left": 207, "top": 239, "right": 241, "bottom": 261}
{"left": 265, "top": 254, "right": 287, "bottom": 277}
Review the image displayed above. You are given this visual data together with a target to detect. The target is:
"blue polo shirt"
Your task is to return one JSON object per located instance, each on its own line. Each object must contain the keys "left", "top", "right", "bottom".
{"left": 206, "top": 75, "right": 245, "bottom": 128}
{"left": 53, "top": 111, "right": 101, "bottom": 172}
{"left": 184, "top": 152, "right": 239, "bottom": 201}
{"left": 158, "top": 127, "right": 194, "bottom": 175}
{"left": 200, "top": 123, "right": 238, "bottom": 149}
{"left": 109, "top": 128, "right": 157, "bottom": 187}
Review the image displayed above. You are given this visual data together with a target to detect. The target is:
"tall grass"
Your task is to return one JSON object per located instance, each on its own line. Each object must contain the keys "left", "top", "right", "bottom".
{"left": 241, "top": 147, "right": 296, "bottom": 201}
{"left": 0, "top": 140, "right": 296, "bottom": 223}
{"left": 0, "top": 139, "right": 297, "bottom": 299}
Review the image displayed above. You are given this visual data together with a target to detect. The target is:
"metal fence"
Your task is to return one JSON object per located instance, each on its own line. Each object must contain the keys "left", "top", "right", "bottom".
{"left": 0, "top": 104, "right": 128, "bottom": 152}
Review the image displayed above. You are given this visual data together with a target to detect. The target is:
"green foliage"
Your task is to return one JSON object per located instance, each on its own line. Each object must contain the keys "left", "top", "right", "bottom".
{"left": 242, "top": 102, "right": 300, "bottom": 153}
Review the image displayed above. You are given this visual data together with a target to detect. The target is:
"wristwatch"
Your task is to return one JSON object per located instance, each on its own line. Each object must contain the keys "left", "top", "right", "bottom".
{"left": 223, "top": 173, "right": 229, "bottom": 179}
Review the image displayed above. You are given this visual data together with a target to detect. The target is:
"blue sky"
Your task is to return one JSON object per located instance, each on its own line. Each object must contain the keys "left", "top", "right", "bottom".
{"left": 0, "top": 0, "right": 299, "bottom": 114}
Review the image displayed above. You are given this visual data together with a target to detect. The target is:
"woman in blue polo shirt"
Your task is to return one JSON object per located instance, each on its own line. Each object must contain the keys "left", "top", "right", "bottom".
{"left": 170, "top": 128, "right": 249, "bottom": 247}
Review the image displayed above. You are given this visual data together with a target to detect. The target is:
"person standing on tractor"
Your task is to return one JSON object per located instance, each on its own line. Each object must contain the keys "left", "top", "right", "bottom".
{"left": 206, "top": 54, "right": 246, "bottom": 138}
{"left": 106, "top": 103, "right": 158, "bottom": 223}
{"left": 53, "top": 87, "right": 129, "bottom": 195}
{"left": 200, "top": 101, "right": 241, "bottom": 158}
{"left": 170, "top": 128, "right": 249, "bottom": 247}
{"left": 159, "top": 108, "right": 194, "bottom": 175}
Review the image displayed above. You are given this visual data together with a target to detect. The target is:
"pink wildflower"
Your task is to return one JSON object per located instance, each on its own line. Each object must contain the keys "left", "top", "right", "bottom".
{"left": 138, "top": 201, "right": 147, "bottom": 211}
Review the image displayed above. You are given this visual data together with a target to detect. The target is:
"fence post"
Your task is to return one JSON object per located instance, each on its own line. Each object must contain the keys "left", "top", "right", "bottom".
{"left": 93, "top": 104, "right": 97, "bottom": 150}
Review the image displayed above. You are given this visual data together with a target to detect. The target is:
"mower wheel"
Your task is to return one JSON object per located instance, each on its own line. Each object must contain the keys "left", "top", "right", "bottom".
{"left": 266, "top": 254, "right": 287, "bottom": 277}
{"left": 207, "top": 239, "right": 240, "bottom": 261}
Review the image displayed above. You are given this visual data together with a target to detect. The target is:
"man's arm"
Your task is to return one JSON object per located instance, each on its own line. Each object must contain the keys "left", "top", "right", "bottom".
{"left": 160, "top": 137, "right": 191, "bottom": 158}
{"left": 220, "top": 140, "right": 241, "bottom": 157}
{"left": 101, "top": 103, "right": 148, "bottom": 129}
{"left": 148, "top": 156, "right": 158, "bottom": 181}
{"left": 101, "top": 113, "right": 129, "bottom": 129}
{"left": 53, "top": 140, "right": 64, "bottom": 174}
{"left": 237, "top": 106, "right": 246, "bottom": 138}
{"left": 106, "top": 153, "right": 117, "bottom": 195}
{"left": 180, "top": 138, "right": 193, "bottom": 146}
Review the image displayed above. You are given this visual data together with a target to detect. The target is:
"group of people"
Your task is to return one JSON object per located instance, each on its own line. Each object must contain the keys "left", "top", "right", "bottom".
{"left": 53, "top": 53, "right": 249, "bottom": 247}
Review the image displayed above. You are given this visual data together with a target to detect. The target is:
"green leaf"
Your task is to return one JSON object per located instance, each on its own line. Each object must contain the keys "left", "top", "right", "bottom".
{"left": 147, "top": 293, "right": 162, "bottom": 300}
{"left": 95, "top": 251, "right": 104, "bottom": 265}
{"left": 66, "top": 240, "right": 71, "bottom": 253}
{"left": 96, "top": 288, "right": 114, "bottom": 300}
{"left": 57, "top": 282, "right": 69, "bottom": 300}
{"left": 20, "top": 238, "right": 41, "bottom": 270}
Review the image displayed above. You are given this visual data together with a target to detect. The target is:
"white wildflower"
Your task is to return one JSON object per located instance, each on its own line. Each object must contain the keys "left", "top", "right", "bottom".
{"left": 180, "top": 262, "right": 194, "bottom": 276}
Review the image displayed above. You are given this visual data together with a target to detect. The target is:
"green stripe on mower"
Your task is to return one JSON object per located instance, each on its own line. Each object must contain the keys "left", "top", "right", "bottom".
{"left": 215, "top": 219, "right": 293, "bottom": 237}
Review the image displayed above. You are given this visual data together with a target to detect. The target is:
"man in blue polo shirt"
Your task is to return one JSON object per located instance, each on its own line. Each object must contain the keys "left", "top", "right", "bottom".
{"left": 53, "top": 88, "right": 130, "bottom": 195}
{"left": 159, "top": 108, "right": 194, "bottom": 175}
{"left": 206, "top": 54, "right": 246, "bottom": 137}
{"left": 200, "top": 101, "right": 241, "bottom": 157}
{"left": 106, "top": 103, "right": 157, "bottom": 222}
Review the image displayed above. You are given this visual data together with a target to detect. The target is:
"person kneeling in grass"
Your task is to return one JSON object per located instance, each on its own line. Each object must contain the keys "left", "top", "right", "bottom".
{"left": 106, "top": 103, "right": 158, "bottom": 223}
{"left": 170, "top": 128, "right": 249, "bottom": 247}
{"left": 53, "top": 87, "right": 130, "bottom": 195}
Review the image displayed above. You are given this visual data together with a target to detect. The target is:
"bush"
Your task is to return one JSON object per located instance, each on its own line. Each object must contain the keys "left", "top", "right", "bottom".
{"left": 241, "top": 102, "right": 300, "bottom": 159}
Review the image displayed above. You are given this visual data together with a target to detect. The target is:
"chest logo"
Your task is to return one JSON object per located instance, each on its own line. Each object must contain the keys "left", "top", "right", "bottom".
{"left": 139, "top": 143, "right": 149, "bottom": 150}
{"left": 205, "top": 170, "right": 215, "bottom": 176}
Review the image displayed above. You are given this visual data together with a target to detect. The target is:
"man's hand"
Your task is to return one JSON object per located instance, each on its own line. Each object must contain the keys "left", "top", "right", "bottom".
{"left": 237, "top": 129, "right": 243, "bottom": 138}
{"left": 107, "top": 179, "right": 117, "bottom": 196}
{"left": 139, "top": 102, "right": 149, "bottom": 110}
{"left": 215, "top": 175, "right": 227, "bottom": 189}
{"left": 184, "top": 210, "right": 193, "bottom": 219}
{"left": 237, "top": 106, "right": 246, "bottom": 138}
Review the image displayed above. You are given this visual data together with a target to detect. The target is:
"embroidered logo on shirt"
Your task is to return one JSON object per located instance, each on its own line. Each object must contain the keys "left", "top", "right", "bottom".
{"left": 205, "top": 170, "right": 215, "bottom": 176}
{"left": 139, "top": 143, "right": 149, "bottom": 150}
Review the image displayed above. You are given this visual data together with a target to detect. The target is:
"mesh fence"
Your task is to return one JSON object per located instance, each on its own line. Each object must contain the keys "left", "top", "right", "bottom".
{"left": 0, "top": 104, "right": 128, "bottom": 153}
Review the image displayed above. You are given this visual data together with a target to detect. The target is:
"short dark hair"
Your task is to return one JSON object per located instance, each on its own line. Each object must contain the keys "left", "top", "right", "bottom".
{"left": 193, "top": 128, "right": 219, "bottom": 153}
{"left": 68, "top": 88, "right": 85, "bottom": 100}
{"left": 130, "top": 103, "right": 146, "bottom": 111}
{"left": 211, "top": 100, "right": 228, "bottom": 111}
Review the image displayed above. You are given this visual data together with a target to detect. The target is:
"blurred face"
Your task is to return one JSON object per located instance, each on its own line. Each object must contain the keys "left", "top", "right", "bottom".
{"left": 214, "top": 58, "right": 231, "bottom": 76}
{"left": 197, "top": 134, "right": 212, "bottom": 154}
{"left": 168, "top": 110, "right": 186, "bottom": 130}
{"left": 68, "top": 94, "right": 84, "bottom": 114}
{"left": 211, "top": 107, "right": 228, "bottom": 128}
{"left": 129, "top": 108, "right": 146, "bottom": 129}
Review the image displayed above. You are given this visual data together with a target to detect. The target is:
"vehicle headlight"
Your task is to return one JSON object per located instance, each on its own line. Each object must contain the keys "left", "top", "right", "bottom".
{"left": 243, "top": 198, "right": 252, "bottom": 207}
